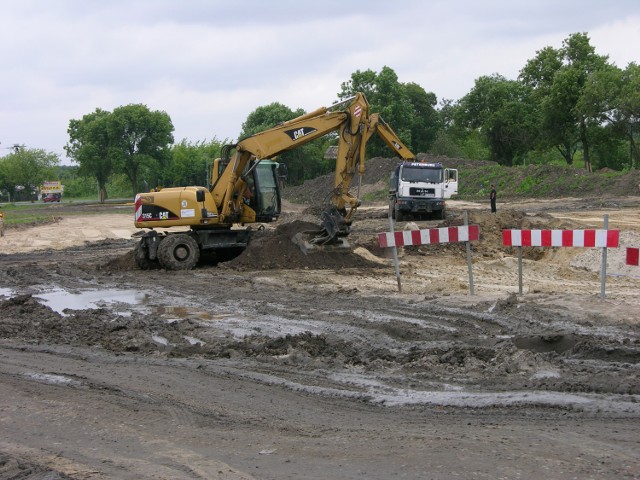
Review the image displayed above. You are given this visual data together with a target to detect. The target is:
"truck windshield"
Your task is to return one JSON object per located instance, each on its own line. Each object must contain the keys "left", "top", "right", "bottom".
{"left": 401, "top": 166, "right": 442, "bottom": 183}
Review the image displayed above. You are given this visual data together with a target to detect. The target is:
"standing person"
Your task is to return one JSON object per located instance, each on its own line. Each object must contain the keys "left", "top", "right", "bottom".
{"left": 490, "top": 184, "right": 497, "bottom": 213}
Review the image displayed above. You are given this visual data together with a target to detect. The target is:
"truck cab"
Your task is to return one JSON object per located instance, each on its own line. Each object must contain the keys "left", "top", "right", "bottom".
{"left": 389, "top": 162, "right": 458, "bottom": 221}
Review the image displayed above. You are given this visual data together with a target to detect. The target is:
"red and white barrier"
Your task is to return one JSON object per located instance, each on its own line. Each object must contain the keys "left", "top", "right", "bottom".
{"left": 627, "top": 247, "right": 640, "bottom": 266}
{"left": 378, "top": 225, "right": 480, "bottom": 248}
{"left": 502, "top": 229, "right": 619, "bottom": 248}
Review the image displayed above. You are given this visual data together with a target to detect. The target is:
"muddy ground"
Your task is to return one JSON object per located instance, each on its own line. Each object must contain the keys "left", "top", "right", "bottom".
{"left": 0, "top": 194, "right": 640, "bottom": 479}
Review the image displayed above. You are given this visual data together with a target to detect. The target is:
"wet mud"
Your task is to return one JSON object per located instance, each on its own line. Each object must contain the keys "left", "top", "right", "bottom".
{"left": 1, "top": 199, "right": 640, "bottom": 478}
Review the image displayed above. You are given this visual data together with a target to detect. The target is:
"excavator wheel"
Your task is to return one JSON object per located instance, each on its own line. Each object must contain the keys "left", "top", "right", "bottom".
{"left": 157, "top": 234, "right": 200, "bottom": 270}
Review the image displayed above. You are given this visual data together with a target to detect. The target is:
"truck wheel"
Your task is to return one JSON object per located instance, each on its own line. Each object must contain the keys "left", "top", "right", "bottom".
{"left": 394, "top": 206, "right": 404, "bottom": 222}
{"left": 157, "top": 234, "right": 200, "bottom": 270}
{"left": 134, "top": 241, "right": 159, "bottom": 270}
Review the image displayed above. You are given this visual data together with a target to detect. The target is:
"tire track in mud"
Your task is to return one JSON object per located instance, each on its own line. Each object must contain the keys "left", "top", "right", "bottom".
{"left": 117, "top": 279, "right": 640, "bottom": 412}
{"left": 3, "top": 256, "right": 639, "bottom": 414}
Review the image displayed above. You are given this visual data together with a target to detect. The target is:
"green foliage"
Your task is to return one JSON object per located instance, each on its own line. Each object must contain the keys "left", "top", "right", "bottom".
{"left": 455, "top": 74, "right": 539, "bottom": 165}
{"left": 239, "top": 102, "right": 330, "bottom": 185}
{"left": 455, "top": 160, "right": 637, "bottom": 201}
{"left": 520, "top": 32, "right": 610, "bottom": 171}
{"left": 109, "top": 104, "right": 174, "bottom": 194}
{"left": 1, "top": 210, "right": 55, "bottom": 226}
{"left": 459, "top": 131, "right": 490, "bottom": 161}
{"left": 159, "top": 139, "right": 226, "bottom": 188}
{"left": 515, "top": 176, "right": 541, "bottom": 195}
{"left": 240, "top": 103, "right": 304, "bottom": 136}
{"left": 0, "top": 202, "right": 131, "bottom": 227}
{"left": 404, "top": 82, "right": 440, "bottom": 153}
{"left": 339, "top": 66, "right": 438, "bottom": 156}
{"left": 430, "top": 130, "right": 463, "bottom": 157}
{"left": 0, "top": 148, "right": 60, "bottom": 201}
{"left": 66, "top": 104, "right": 174, "bottom": 201}
{"left": 65, "top": 108, "right": 113, "bottom": 202}
{"left": 589, "top": 128, "right": 629, "bottom": 170}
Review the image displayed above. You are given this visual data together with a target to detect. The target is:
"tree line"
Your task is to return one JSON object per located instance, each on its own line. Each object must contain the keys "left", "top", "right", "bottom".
{"left": 1, "top": 32, "right": 637, "bottom": 202}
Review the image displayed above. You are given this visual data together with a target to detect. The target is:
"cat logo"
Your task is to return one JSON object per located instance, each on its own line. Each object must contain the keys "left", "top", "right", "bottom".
{"left": 284, "top": 126, "right": 317, "bottom": 141}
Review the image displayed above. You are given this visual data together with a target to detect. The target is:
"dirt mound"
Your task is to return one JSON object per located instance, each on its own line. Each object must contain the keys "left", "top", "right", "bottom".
{"left": 467, "top": 209, "right": 583, "bottom": 258}
{"left": 224, "top": 219, "right": 385, "bottom": 270}
{"left": 99, "top": 249, "right": 138, "bottom": 272}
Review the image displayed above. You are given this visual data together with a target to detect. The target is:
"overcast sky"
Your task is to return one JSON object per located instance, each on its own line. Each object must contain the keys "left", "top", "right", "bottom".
{"left": 1, "top": 0, "right": 639, "bottom": 164}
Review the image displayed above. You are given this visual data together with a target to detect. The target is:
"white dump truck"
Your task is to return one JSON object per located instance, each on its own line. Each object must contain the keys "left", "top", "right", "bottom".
{"left": 389, "top": 161, "right": 458, "bottom": 220}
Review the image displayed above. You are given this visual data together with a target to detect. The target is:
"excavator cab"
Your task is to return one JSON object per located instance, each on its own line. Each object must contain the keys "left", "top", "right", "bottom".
{"left": 210, "top": 157, "right": 281, "bottom": 224}
{"left": 250, "top": 160, "right": 281, "bottom": 222}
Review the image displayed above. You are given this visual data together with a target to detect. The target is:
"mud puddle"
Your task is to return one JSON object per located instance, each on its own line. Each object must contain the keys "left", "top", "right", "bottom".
{"left": 33, "top": 287, "right": 148, "bottom": 315}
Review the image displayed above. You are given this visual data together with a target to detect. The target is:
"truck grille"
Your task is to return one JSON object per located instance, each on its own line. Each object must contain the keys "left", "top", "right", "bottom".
{"left": 409, "top": 187, "right": 435, "bottom": 196}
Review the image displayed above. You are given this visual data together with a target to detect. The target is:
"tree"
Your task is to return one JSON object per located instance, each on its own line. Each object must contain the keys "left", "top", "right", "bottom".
{"left": 338, "top": 69, "right": 378, "bottom": 101}
{"left": 456, "top": 74, "right": 538, "bottom": 165}
{"left": 618, "top": 63, "right": 640, "bottom": 169}
{"left": 162, "top": 139, "right": 226, "bottom": 188}
{"left": 0, "top": 148, "right": 59, "bottom": 201}
{"left": 240, "top": 102, "right": 305, "bottom": 137}
{"left": 109, "top": 104, "right": 174, "bottom": 194}
{"left": 404, "top": 82, "right": 440, "bottom": 154}
{"left": 584, "top": 62, "right": 640, "bottom": 169}
{"left": 520, "top": 33, "right": 610, "bottom": 171}
{"left": 239, "top": 102, "right": 327, "bottom": 185}
{"left": 339, "top": 66, "right": 417, "bottom": 157}
{"left": 66, "top": 109, "right": 113, "bottom": 202}
{"left": 67, "top": 105, "right": 174, "bottom": 200}
{"left": 562, "top": 33, "right": 609, "bottom": 172}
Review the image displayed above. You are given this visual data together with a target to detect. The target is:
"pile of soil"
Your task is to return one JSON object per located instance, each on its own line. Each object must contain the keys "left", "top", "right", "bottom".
{"left": 224, "top": 219, "right": 385, "bottom": 271}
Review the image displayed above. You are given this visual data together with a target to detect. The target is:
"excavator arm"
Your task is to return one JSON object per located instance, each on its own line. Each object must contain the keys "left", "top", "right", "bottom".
{"left": 366, "top": 113, "right": 416, "bottom": 161}
{"left": 211, "top": 93, "right": 415, "bottom": 244}
{"left": 338, "top": 112, "right": 416, "bottom": 219}
{"left": 212, "top": 93, "right": 372, "bottom": 238}
{"left": 214, "top": 93, "right": 417, "bottom": 244}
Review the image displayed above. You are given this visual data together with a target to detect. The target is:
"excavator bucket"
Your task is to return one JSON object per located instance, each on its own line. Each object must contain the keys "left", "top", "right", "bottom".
{"left": 291, "top": 206, "right": 353, "bottom": 254}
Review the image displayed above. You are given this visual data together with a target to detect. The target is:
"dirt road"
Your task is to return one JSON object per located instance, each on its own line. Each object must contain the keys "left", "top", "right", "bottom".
{"left": 1, "top": 198, "right": 639, "bottom": 479}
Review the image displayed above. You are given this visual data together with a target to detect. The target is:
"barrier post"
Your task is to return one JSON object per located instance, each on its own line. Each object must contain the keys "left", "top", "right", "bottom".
{"left": 387, "top": 207, "right": 402, "bottom": 293}
{"left": 518, "top": 246, "right": 523, "bottom": 295}
{"left": 600, "top": 214, "right": 608, "bottom": 300}
{"left": 463, "top": 211, "right": 474, "bottom": 295}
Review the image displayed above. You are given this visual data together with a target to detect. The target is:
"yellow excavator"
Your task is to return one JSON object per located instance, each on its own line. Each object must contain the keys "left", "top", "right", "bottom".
{"left": 133, "top": 92, "right": 415, "bottom": 270}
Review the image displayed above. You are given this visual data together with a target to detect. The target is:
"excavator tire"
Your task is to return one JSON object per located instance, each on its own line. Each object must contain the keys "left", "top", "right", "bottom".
{"left": 134, "top": 241, "right": 159, "bottom": 270}
{"left": 157, "top": 234, "right": 200, "bottom": 270}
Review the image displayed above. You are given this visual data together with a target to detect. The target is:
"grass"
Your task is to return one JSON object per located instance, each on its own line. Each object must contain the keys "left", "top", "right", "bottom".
{"left": 357, "top": 162, "right": 637, "bottom": 202}
{"left": 0, "top": 205, "right": 59, "bottom": 226}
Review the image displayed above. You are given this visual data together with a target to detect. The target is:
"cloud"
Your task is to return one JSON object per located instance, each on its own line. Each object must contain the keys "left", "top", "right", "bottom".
{"left": 0, "top": 0, "right": 638, "bottom": 163}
